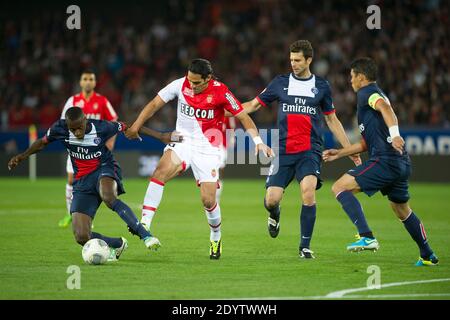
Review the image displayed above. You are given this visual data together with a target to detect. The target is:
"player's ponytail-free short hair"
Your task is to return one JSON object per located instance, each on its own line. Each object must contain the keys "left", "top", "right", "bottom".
{"left": 290, "top": 40, "right": 314, "bottom": 59}
{"left": 80, "top": 69, "right": 96, "bottom": 77}
{"left": 188, "top": 58, "right": 213, "bottom": 80}
{"left": 65, "top": 107, "right": 84, "bottom": 122}
{"left": 350, "top": 57, "right": 378, "bottom": 81}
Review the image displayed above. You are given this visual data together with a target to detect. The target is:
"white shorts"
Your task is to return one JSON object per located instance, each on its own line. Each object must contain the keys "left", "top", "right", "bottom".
{"left": 164, "top": 143, "right": 221, "bottom": 184}
{"left": 219, "top": 146, "right": 227, "bottom": 169}
{"left": 66, "top": 155, "right": 74, "bottom": 174}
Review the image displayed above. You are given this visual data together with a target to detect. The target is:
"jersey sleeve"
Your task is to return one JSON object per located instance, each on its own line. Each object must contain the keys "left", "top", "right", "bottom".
{"left": 368, "top": 92, "right": 387, "bottom": 110}
{"left": 43, "top": 120, "right": 66, "bottom": 143}
{"left": 157, "top": 79, "right": 181, "bottom": 103}
{"left": 222, "top": 88, "right": 244, "bottom": 116}
{"left": 320, "top": 81, "right": 336, "bottom": 115}
{"left": 102, "top": 98, "right": 118, "bottom": 121}
{"left": 257, "top": 77, "right": 279, "bottom": 107}
{"left": 103, "top": 121, "right": 127, "bottom": 140}
{"left": 60, "top": 97, "right": 74, "bottom": 119}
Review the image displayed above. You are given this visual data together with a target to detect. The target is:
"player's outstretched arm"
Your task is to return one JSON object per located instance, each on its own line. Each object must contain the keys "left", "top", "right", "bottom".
{"left": 322, "top": 139, "right": 367, "bottom": 163}
{"left": 125, "top": 95, "right": 166, "bottom": 140}
{"left": 8, "top": 138, "right": 49, "bottom": 170}
{"left": 373, "top": 99, "right": 405, "bottom": 155}
{"left": 138, "top": 126, "right": 183, "bottom": 144}
{"left": 235, "top": 111, "right": 275, "bottom": 158}
{"left": 324, "top": 112, "right": 362, "bottom": 166}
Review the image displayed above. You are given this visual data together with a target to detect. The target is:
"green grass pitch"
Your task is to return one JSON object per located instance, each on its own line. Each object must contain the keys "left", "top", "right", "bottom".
{"left": 0, "top": 177, "right": 449, "bottom": 299}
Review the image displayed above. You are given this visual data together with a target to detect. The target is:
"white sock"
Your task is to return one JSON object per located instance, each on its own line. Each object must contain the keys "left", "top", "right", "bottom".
{"left": 65, "top": 184, "right": 73, "bottom": 214}
{"left": 215, "top": 180, "right": 223, "bottom": 204}
{"left": 142, "top": 178, "right": 165, "bottom": 229}
{"left": 205, "top": 202, "right": 221, "bottom": 241}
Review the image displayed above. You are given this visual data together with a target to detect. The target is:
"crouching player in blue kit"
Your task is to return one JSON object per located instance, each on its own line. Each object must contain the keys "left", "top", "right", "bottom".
{"left": 322, "top": 58, "right": 438, "bottom": 266}
{"left": 8, "top": 107, "right": 178, "bottom": 261}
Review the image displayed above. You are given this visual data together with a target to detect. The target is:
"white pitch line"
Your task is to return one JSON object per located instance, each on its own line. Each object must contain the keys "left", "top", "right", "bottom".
{"left": 326, "top": 278, "right": 450, "bottom": 298}
{"left": 225, "top": 278, "right": 450, "bottom": 300}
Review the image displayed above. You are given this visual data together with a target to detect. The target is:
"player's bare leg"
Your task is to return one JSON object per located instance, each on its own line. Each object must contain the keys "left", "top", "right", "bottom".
{"left": 332, "top": 174, "right": 379, "bottom": 252}
{"left": 264, "top": 187, "right": 284, "bottom": 238}
{"left": 201, "top": 182, "right": 222, "bottom": 259}
{"left": 58, "top": 172, "right": 74, "bottom": 228}
{"left": 299, "top": 175, "right": 317, "bottom": 258}
{"left": 98, "top": 176, "right": 160, "bottom": 252}
{"left": 390, "top": 201, "right": 438, "bottom": 266}
{"left": 141, "top": 149, "right": 183, "bottom": 231}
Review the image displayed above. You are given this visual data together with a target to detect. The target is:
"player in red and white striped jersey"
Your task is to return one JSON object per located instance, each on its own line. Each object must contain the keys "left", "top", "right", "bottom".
{"left": 58, "top": 71, "right": 119, "bottom": 228}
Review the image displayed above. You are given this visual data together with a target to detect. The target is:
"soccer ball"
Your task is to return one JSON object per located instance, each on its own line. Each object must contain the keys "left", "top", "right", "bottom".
{"left": 82, "top": 239, "right": 110, "bottom": 265}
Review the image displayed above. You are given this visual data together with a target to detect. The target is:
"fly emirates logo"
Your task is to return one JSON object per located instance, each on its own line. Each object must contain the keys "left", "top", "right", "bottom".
{"left": 282, "top": 97, "right": 317, "bottom": 115}
{"left": 69, "top": 146, "right": 102, "bottom": 160}
{"left": 180, "top": 102, "right": 215, "bottom": 119}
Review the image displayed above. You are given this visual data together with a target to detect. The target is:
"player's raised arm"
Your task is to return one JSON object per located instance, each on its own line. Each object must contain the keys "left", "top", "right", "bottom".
{"left": 322, "top": 139, "right": 367, "bottom": 163}
{"left": 372, "top": 98, "right": 405, "bottom": 155}
{"left": 137, "top": 126, "right": 183, "bottom": 144}
{"left": 8, "top": 138, "right": 49, "bottom": 170}
{"left": 126, "top": 95, "right": 166, "bottom": 140}
{"left": 235, "top": 111, "right": 275, "bottom": 158}
{"left": 241, "top": 98, "right": 263, "bottom": 115}
{"left": 324, "top": 112, "right": 362, "bottom": 165}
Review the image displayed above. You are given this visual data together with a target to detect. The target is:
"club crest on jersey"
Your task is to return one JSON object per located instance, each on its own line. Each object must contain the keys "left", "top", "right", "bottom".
{"left": 183, "top": 87, "right": 194, "bottom": 97}
{"left": 94, "top": 137, "right": 102, "bottom": 145}
{"left": 211, "top": 169, "right": 217, "bottom": 177}
{"left": 93, "top": 103, "right": 99, "bottom": 110}
{"left": 206, "top": 95, "right": 213, "bottom": 104}
{"left": 311, "top": 87, "right": 319, "bottom": 95}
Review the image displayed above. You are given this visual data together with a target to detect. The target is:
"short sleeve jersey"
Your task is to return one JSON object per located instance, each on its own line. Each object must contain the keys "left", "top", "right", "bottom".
{"left": 43, "top": 119, "right": 126, "bottom": 179}
{"left": 158, "top": 77, "right": 244, "bottom": 148}
{"left": 257, "top": 73, "right": 335, "bottom": 155}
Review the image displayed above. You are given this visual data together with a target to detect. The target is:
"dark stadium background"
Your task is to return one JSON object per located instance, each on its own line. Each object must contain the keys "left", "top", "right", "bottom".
{"left": 1, "top": 0, "right": 449, "bottom": 180}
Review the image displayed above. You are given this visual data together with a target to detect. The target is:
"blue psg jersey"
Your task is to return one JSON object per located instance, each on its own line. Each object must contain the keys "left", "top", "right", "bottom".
{"left": 257, "top": 73, "right": 335, "bottom": 155}
{"left": 43, "top": 119, "right": 126, "bottom": 179}
{"left": 356, "top": 83, "right": 409, "bottom": 159}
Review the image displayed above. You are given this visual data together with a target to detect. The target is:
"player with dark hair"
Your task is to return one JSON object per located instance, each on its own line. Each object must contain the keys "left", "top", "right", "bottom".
{"left": 242, "top": 40, "right": 360, "bottom": 259}
{"left": 58, "top": 70, "right": 119, "bottom": 228}
{"left": 8, "top": 107, "right": 180, "bottom": 261}
{"left": 125, "top": 58, "right": 274, "bottom": 259}
{"left": 322, "top": 57, "right": 438, "bottom": 266}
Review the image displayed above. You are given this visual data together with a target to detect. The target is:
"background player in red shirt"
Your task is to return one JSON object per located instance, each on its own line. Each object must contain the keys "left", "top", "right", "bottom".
{"left": 58, "top": 71, "right": 119, "bottom": 228}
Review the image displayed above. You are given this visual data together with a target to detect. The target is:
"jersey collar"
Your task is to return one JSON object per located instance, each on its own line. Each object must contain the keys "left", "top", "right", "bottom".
{"left": 291, "top": 73, "right": 313, "bottom": 81}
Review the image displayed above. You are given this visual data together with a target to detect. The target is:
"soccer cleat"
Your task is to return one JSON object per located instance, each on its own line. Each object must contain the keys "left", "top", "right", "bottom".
{"left": 144, "top": 236, "right": 161, "bottom": 251}
{"left": 299, "top": 248, "right": 315, "bottom": 259}
{"left": 107, "top": 248, "right": 118, "bottom": 262}
{"left": 58, "top": 214, "right": 72, "bottom": 228}
{"left": 415, "top": 254, "right": 439, "bottom": 266}
{"left": 210, "top": 239, "right": 222, "bottom": 260}
{"left": 346, "top": 237, "right": 380, "bottom": 252}
{"left": 115, "top": 237, "right": 128, "bottom": 260}
{"left": 267, "top": 217, "right": 280, "bottom": 238}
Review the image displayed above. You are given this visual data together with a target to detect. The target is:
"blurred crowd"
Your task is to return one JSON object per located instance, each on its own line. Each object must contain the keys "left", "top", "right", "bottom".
{"left": 1, "top": 0, "right": 449, "bottom": 131}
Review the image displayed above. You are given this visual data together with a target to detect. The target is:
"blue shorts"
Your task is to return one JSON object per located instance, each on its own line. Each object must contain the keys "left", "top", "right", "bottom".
{"left": 71, "top": 161, "right": 125, "bottom": 218}
{"left": 347, "top": 156, "right": 411, "bottom": 203}
{"left": 265, "top": 151, "right": 323, "bottom": 190}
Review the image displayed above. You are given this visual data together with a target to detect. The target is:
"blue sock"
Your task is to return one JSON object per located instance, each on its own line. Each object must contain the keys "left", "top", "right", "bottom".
{"left": 91, "top": 232, "right": 123, "bottom": 248}
{"left": 336, "top": 191, "right": 373, "bottom": 236}
{"left": 264, "top": 199, "right": 280, "bottom": 220}
{"left": 112, "top": 199, "right": 151, "bottom": 240}
{"left": 300, "top": 204, "right": 316, "bottom": 249}
{"left": 402, "top": 212, "right": 433, "bottom": 259}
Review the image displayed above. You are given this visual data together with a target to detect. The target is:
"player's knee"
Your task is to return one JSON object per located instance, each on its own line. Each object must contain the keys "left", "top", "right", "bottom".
{"left": 264, "top": 195, "right": 280, "bottom": 209}
{"left": 301, "top": 189, "right": 315, "bottom": 206}
{"left": 202, "top": 196, "right": 216, "bottom": 210}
